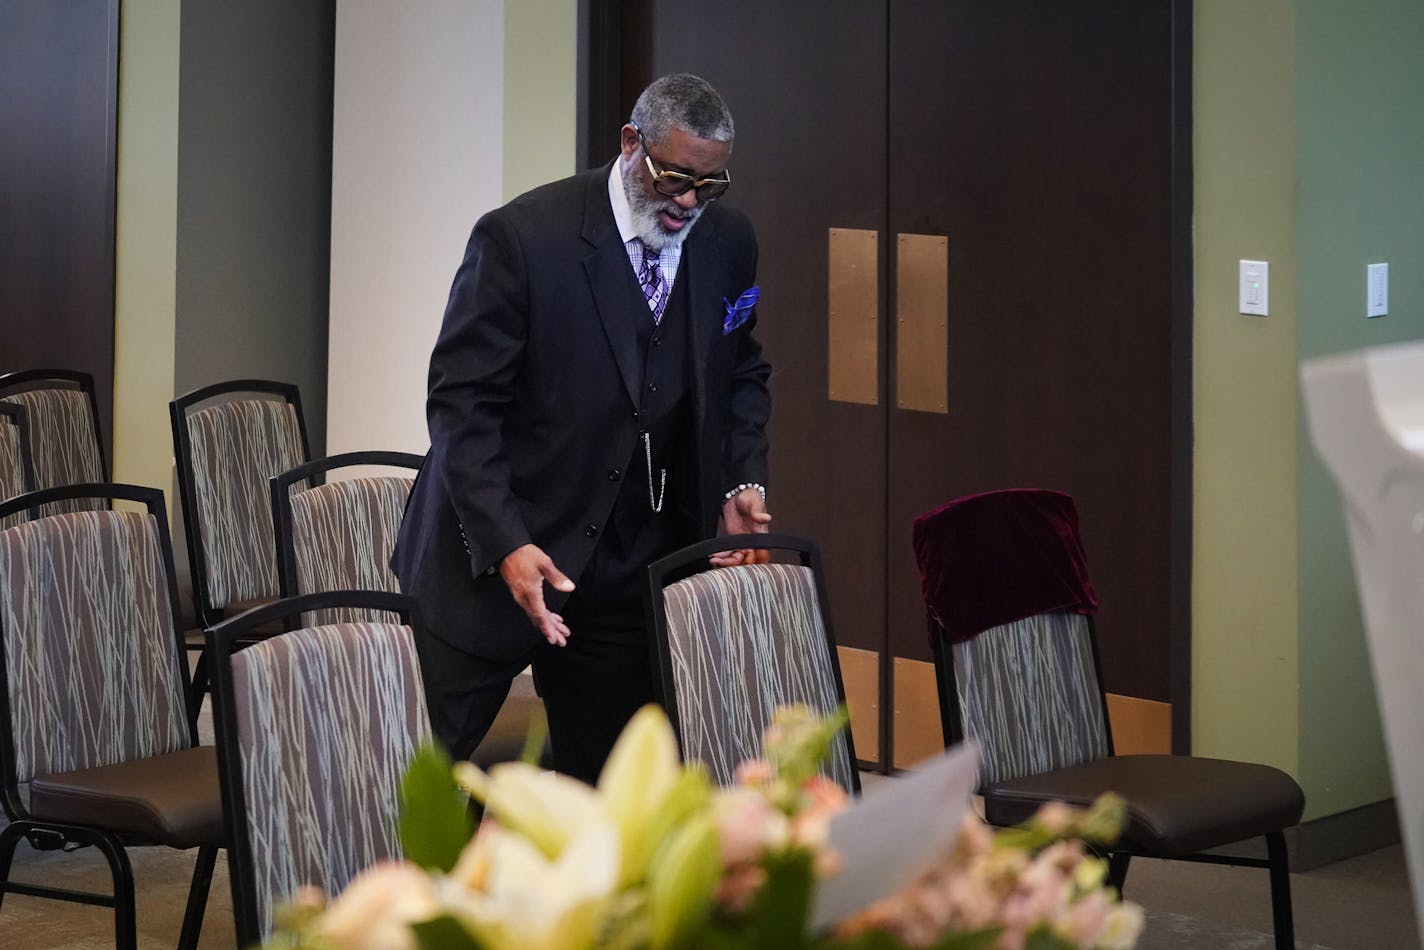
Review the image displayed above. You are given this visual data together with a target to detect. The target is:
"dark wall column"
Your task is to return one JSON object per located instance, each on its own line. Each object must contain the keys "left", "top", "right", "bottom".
{"left": 0, "top": 0, "right": 119, "bottom": 453}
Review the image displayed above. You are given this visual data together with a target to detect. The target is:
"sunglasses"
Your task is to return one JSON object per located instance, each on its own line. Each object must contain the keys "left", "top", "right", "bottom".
{"left": 635, "top": 127, "right": 732, "bottom": 203}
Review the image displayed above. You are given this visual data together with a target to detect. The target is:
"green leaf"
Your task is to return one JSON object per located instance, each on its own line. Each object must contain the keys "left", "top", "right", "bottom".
{"left": 1021, "top": 925, "right": 1075, "bottom": 950}
{"left": 412, "top": 914, "right": 486, "bottom": 950}
{"left": 818, "top": 929, "right": 903, "bottom": 950}
{"left": 399, "top": 744, "right": 476, "bottom": 873}
{"left": 741, "top": 849, "right": 817, "bottom": 950}
{"left": 927, "top": 928, "right": 1004, "bottom": 950}
{"left": 647, "top": 814, "right": 722, "bottom": 949}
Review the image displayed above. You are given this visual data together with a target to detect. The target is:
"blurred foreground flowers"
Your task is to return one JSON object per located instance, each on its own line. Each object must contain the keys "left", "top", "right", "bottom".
{"left": 267, "top": 705, "right": 1142, "bottom": 950}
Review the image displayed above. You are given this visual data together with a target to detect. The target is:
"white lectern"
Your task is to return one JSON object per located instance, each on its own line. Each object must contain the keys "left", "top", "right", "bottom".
{"left": 1301, "top": 339, "right": 1424, "bottom": 942}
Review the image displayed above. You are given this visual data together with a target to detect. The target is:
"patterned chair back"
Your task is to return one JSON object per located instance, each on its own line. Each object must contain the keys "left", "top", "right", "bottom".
{"left": 183, "top": 397, "right": 308, "bottom": 613}
{"left": 658, "top": 561, "right": 857, "bottom": 792}
{"left": 287, "top": 475, "right": 415, "bottom": 626}
{"left": 0, "top": 509, "right": 190, "bottom": 783}
{"left": 948, "top": 612, "right": 1109, "bottom": 786}
{"left": 224, "top": 621, "right": 430, "bottom": 938}
{"left": 912, "top": 488, "right": 1111, "bottom": 791}
{"left": 0, "top": 385, "right": 105, "bottom": 518}
{"left": 0, "top": 406, "right": 34, "bottom": 531}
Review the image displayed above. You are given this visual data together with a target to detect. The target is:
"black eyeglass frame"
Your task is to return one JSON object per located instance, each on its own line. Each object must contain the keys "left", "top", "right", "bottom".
{"left": 633, "top": 123, "right": 732, "bottom": 202}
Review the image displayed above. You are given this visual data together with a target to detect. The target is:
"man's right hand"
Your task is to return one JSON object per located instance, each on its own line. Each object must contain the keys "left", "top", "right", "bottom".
{"left": 497, "top": 543, "right": 576, "bottom": 647}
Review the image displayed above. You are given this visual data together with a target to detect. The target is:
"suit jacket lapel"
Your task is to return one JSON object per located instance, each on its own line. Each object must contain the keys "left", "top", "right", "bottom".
{"left": 682, "top": 213, "right": 721, "bottom": 430}
{"left": 581, "top": 163, "right": 641, "bottom": 407}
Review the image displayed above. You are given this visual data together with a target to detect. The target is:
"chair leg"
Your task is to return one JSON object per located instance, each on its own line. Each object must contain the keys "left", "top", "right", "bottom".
{"left": 1107, "top": 851, "right": 1132, "bottom": 894}
{"left": 178, "top": 844, "right": 219, "bottom": 950}
{"left": 89, "top": 831, "right": 138, "bottom": 950}
{"left": 188, "top": 651, "right": 210, "bottom": 732}
{"left": 1266, "top": 830, "right": 1295, "bottom": 950}
{"left": 0, "top": 820, "right": 25, "bottom": 912}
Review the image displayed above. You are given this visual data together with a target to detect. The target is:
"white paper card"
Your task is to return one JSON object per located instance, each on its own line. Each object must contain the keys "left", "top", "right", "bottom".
{"left": 810, "top": 740, "right": 980, "bottom": 931}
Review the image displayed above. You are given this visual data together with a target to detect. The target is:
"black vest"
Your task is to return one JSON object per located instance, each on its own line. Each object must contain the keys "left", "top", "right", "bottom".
{"left": 575, "top": 256, "right": 699, "bottom": 612}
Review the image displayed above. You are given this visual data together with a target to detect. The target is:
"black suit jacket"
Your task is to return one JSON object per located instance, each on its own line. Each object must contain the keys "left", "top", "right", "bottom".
{"left": 393, "top": 161, "right": 771, "bottom": 660}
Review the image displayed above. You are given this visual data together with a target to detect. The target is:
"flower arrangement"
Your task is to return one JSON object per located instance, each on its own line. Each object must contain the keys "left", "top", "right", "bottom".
{"left": 269, "top": 706, "right": 1142, "bottom": 950}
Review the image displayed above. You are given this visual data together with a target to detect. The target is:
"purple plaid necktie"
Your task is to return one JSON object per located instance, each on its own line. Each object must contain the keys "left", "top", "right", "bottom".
{"left": 636, "top": 241, "right": 669, "bottom": 324}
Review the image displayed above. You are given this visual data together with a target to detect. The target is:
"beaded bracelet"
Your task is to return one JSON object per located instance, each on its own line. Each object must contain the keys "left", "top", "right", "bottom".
{"left": 723, "top": 482, "right": 767, "bottom": 504}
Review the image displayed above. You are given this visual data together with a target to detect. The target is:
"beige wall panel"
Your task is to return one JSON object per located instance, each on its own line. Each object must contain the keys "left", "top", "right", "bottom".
{"left": 895, "top": 233, "right": 948, "bottom": 413}
{"left": 893, "top": 656, "right": 945, "bottom": 769}
{"left": 838, "top": 646, "right": 880, "bottom": 762}
{"left": 327, "top": 1, "right": 506, "bottom": 460}
{"left": 828, "top": 228, "right": 879, "bottom": 405}
{"left": 1105, "top": 693, "right": 1172, "bottom": 755}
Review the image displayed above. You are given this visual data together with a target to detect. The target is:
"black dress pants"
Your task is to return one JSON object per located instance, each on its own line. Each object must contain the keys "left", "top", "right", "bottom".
{"left": 411, "top": 575, "right": 656, "bottom": 786}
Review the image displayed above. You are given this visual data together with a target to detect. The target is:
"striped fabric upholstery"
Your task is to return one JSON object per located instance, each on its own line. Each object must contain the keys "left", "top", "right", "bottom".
{"left": 951, "top": 612, "right": 1109, "bottom": 787}
{"left": 0, "top": 388, "right": 104, "bottom": 517}
{"left": 0, "top": 419, "right": 26, "bottom": 531}
{"left": 229, "top": 622, "right": 430, "bottom": 937}
{"left": 0, "top": 511, "right": 190, "bottom": 783}
{"left": 186, "top": 399, "right": 306, "bottom": 610}
{"left": 660, "top": 563, "right": 856, "bottom": 791}
{"left": 288, "top": 476, "right": 413, "bottom": 626}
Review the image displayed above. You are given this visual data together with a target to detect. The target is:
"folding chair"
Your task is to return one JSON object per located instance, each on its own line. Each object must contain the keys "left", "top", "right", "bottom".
{"left": 207, "top": 591, "right": 427, "bottom": 943}
{"left": 270, "top": 449, "right": 422, "bottom": 626}
{"left": 645, "top": 533, "right": 859, "bottom": 794}
{"left": 170, "top": 379, "right": 312, "bottom": 724}
{"left": 0, "top": 484, "right": 222, "bottom": 949}
{"left": 0, "top": 369, "right": 106, "bottom": 518}
{"left": 914, "top": 488, "right": 1305, "bottom": 949}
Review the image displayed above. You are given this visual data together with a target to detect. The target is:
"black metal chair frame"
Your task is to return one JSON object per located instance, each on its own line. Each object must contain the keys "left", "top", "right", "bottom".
{"left": 170, "top": 380, "right": 312, "bottom": 730}
{"left": 269, "top": 450, "right": 425, "bottom": 600}
{"left": 207, "top": 590, "right": 414, "bottom": 945}
{"left": 0, "top": 368, "right": 110, "bottom": 482}
{"left": 930, "top": 612, "right": 1296, "bottom": 947}
{"left": 645, "top": 532, "right": 861, "bottom": 794}
{"left": 0, "top": 483, "right": 218, "bottom": 950}
{"left": 0, "top": 403, "right": 38, "bottom": 517}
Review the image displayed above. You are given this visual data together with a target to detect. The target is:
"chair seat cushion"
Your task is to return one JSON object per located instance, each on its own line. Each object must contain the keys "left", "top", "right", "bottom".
{"left": 983, "top": 754, "right": 1305, "bottom": 858}
{"left": 28, "top": 746, "right": 224, "bottom": 849}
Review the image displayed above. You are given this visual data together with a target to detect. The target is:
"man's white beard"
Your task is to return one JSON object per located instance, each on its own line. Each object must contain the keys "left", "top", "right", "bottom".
{"left": 623, "top": 153, "right": 702, "bottom": 251}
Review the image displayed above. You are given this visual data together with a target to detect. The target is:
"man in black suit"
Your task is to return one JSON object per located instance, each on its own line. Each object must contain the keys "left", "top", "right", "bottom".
{"left": 393, "top": 74, "right": 772, "bottom": 782}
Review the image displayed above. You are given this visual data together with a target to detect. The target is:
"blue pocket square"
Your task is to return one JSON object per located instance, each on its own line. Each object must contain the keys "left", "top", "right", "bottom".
{"left": 722, "top": 286, "right": 760, "bottom": 335}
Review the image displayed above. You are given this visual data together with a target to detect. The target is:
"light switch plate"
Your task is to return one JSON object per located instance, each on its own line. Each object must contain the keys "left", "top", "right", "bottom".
{"left": 1367, "top": 262, "right": 1388, "bottom": 318}
{"left": 1240, "top": 260, "right": 1269, "bottom": 316}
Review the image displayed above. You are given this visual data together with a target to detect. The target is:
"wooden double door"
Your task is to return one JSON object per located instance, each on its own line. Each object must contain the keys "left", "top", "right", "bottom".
{"left": 591, "top": 0, "right": 1190, "bottom": 768}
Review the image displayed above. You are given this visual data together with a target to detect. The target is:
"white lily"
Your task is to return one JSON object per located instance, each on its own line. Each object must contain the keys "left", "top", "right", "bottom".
{"left": 312, "top": 861, "right": 440, "bottom": 950}
{"left": 441, "top": 819, "right": 621, "bottom": 950}
{"left": 599, "top": 704, "right": 706, "bottom": 885}
{"left": 457, "top": 760, "right": 604, "bottom": 860}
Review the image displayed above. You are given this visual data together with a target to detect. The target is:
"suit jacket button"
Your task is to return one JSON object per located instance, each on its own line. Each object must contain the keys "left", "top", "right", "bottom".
{"left": 647, "top": 382, "right": 658, "bottom": 393}
{"left": 585, "top": 524, "right": 599, "bottom": 537}
{"left": 607, "top": 468, "right": 621, "bottom": 481}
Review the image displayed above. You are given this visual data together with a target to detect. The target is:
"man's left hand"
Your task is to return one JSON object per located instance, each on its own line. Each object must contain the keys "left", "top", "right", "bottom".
{"left": 711, "top": 488, "right": 772, "bottom": 567}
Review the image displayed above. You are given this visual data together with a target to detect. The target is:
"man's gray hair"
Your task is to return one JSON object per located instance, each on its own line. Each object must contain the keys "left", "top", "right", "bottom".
{"left": 630, "top": 74, "right": 734, "bottom": 147}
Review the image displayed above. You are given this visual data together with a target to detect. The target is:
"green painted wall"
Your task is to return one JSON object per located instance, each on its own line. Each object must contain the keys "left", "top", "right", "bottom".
{"left": 1195, "top": 0, "right": 1424, "bottom": 821}
{"left": 503, "top": 0, "right": 577, "bottom": 201}
{"left": 113, "top": 0, "right": 180, "bottom": 503}
{"left": 1192, "top": 0, "right": 1300, "bottom": 778}
{"left": 1295, "top": 0, "right": 1424, "bottom": 817}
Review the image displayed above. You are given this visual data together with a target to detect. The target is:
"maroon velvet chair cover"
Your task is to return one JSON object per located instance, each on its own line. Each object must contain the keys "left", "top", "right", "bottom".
{"left": 911, "top": 488, "right": 1098, "bottom": 643}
